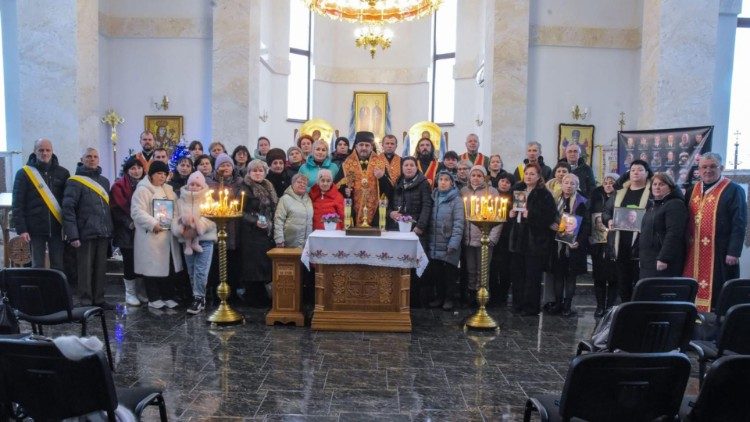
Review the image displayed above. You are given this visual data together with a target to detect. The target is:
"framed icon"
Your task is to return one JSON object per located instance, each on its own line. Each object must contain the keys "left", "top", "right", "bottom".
{"left": 152, "top": 199, "right": 174, "bottom": 230}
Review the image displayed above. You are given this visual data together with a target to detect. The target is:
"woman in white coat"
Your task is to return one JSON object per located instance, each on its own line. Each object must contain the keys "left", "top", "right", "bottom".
{"left": 131, "top": 161, "right": 184, "bottom": 309}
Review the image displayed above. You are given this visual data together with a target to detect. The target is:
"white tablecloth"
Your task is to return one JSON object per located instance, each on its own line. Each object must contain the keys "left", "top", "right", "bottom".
{"left": 301, "top": 230, "right": 428, "bottom": 276}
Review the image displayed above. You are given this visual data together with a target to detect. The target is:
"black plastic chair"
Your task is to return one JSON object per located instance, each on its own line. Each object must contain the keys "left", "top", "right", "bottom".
{"left": 524, "top": 352, "right": 691, "bottom": 422}
{"left": 0, "top": 337, "right": 167, "bottom": 421}
{"left": 0, "top": 268, "right": 113, "bottom": 370}
{"left": 693, "top": 278, "right": 750, "bottom": 342}
{"left": 679, "top": 355, "right": 750, "bottom": 422}
{"left": 577, "top": 301, "right": 697, "bottom": 355}
{"left": 632, "top": 277, "right": 698, "bottom": 302}
{"left": 690, "top": 303, "right": 750, "bottom": 388}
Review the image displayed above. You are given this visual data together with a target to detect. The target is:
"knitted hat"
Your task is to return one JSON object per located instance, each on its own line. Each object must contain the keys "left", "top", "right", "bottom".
{"left": 470, "top": 165, "right": 487, "bottom": 176}
{"left": 287, "top": 146, "right": 303, "bottom": 158}
{"left": 214, "top": 153, "right": 233, "bottom": 170}
{"left": 266, "top": 148, "right": 287, "bottom": 165}
{"left": 187, "top": 171, "right": 207, "bottom": 188}
{"left": 122, "top": 156, "right": 141, "bottom": 174}
{"left": 148, "top": 160, "right": 169, "bottom": 177}
{"left": 436, "top": 170, "right": 455, "bottom": 185}
{"left": 603, "top": 172, "right": 619, "bottom": 183}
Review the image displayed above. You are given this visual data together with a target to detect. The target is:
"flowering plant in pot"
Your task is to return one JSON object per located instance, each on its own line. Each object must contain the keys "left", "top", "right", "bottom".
{"left": 321, "top": 213, "right": 340, "bottom": 231}
{"left": 394, "top": 214, "right": 414, "bottom": 232}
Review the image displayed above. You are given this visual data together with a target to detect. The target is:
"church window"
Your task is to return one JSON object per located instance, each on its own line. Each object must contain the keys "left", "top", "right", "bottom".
{"left": 728, "top": 4, "right": 749, "bottom": 168}
{"left": 288, "top": 0, "right": 312, "bottom": 121}
{"left": 431, "top": 0, "right": 457, "bottom": 125}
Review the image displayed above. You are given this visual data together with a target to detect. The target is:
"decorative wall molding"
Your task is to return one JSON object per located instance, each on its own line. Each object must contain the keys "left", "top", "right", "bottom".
{"left": 531, "top": 26, "right": 641, "bottom": 50}
{"left": 314, "top": 65, "right": 429, "bottom": 84}
{"left": 98, "top": 13, "right": 210, "bottom": 38}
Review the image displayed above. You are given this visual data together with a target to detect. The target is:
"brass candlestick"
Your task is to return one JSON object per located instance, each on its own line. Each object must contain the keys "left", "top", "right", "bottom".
{"left": 360, "top": 178, "right": 371, "bottom": 227}
{"left": 464, "top": 220, "right": 501, "bottom": 330}
{"left": 205, "top": 216, "right": 244, "bottom": 325}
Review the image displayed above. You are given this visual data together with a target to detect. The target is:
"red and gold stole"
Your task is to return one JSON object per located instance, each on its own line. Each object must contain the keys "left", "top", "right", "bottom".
{"left": 340, "top": 153, "right": 386, "bottom": 225}
{"left": 461, "top": 152, "right": 486, "bottom": 167}
{"left": 683, "top": 177, "right": 731, "bottom": 312}
{"left": 385, "top": 154, "right": 401, "bottom": 186}
{"left": 417, "top": 159, "right": 438, "bottom": 187}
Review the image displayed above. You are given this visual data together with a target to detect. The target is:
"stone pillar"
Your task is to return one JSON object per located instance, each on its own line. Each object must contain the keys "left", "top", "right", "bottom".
{"left": 637, "top": 0, "right": 719, "bottom": 132}
{"left": 211, "top": 0, "right": 260, "bottom": 151}
{"left": 17, "top": 0, "right": 99, "bottom": 171}
{"left": 487, "top": 0, "right": 530, "bottom": 167}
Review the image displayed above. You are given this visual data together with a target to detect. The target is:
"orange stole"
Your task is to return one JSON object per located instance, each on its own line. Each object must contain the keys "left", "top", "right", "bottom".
{"left": 461, "top": 152, "right": 486, "bottom": 167}
{"left": 385, "top": 154, "right": 401, "bottom": 186}
{"left": 417, "top": 159, "right": 438, "bottom": 187}
{"left": 683, "top": 177, "right": 731, "bottom": 312}
{"left": 340, "top": 153, "right": 387, "bottom": 225}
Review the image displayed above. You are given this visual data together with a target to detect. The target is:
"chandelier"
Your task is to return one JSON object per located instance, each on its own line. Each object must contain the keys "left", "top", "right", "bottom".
{"left": 354, "top": 25, "right": 393, "bottom": 59}
{"left": 305, "top": 0, "right": 441, "bottom": 58}
{"left": 305, "top": 0, "right": 442, "bottom": 24}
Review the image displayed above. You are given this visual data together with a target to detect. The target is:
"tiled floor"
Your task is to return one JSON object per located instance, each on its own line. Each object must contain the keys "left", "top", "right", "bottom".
{"left": 27, "top": 286, "right": 701, "bottom": 421}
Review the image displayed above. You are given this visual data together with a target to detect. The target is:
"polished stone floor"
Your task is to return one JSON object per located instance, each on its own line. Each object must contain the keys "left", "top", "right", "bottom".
{"left": 31, "top": 287, "right": 700, "bottom": 421}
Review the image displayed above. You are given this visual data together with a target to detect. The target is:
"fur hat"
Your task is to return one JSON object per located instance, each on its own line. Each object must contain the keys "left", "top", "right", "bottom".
{"left": 353, "top": 131, "right": 375, "bottom": 147}
{"left": 187, "top": 171, "right": 207, "bottom": 188}
{"left": 470, "top": 165, "right": 487, "bottom": 176}
{"left": 266, "top": 148, "right": 286, "bottom": 165}
{"left": 148, "top": 160, "right": 169, "bottom": 177}
{"left": 214, "top": 153, "right": 234, "bottom": 170}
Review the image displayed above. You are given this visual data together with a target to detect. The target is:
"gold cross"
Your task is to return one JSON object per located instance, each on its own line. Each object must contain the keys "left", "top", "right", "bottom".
{"left": 701, "top": 237, "right": 711, "bottom": 246}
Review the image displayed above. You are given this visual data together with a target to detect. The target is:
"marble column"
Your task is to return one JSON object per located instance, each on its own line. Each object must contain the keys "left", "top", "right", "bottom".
{"left": 487, "top": 0, "right": 530, "bottom": 167}
{"left": 637, "top": 0, "right": 719, "bottom": 132}
{"left": 211, "top": 0, "right": 260, "bottom": 151}
{"left": 17, "top": 0, "right": 99, "bottom": 171}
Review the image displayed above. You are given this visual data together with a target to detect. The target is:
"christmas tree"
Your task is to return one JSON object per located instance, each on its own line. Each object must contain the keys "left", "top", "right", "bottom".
{"left": 169, "top": 141, "right": 191, "bottom": 172}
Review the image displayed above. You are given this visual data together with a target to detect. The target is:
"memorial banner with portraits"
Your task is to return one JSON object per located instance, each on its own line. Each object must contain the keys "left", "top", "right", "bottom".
{"left": 617, "top": 126, "right": 713, "bottom": 188}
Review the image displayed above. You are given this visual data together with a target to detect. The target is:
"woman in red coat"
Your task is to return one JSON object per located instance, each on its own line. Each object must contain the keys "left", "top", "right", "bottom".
{"left": 310, "top": 169, "right": 345, "bottom": 230}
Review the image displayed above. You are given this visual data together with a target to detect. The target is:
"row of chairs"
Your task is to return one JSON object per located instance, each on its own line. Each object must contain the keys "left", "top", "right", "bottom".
{"left": 525, "top": 276, "right": 750, "bottom": 421}
{"left": 0, "top": 268, "right": 169, "bottom": 420}
{"left": 524, "top": 353, "right": 750, "bottom": 422}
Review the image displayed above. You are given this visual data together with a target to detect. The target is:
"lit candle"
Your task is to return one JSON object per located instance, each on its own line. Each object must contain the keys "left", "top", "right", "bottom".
{"left": 240, "top": 191, "right": 246, "bottom": 213}
{"left": 463, "top": 197, "right": 468, "bottom": 217}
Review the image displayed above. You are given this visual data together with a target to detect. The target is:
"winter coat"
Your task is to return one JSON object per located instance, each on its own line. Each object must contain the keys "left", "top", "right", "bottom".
{"left": 550, "top": 192, "right": 590, "bottom": 276}
{"left": 206, "top": 171, "right": 243, "bottom": 250}
{"left": 168, "top": 172, "right": 189, "bottom": 197}
{"left": 110, "top": 175, "right": 141, "bottom": 248}
{"left": 427, "top": 187, "right": 464, "bottom": 266}
{"left": 512, "top": 156, "right": 553, "bottom": 183}
{"left": 460, "top": 183, "right": 501, "bottom": 247}
{"left": 508, "top": 184, "right": 557, "bottom": 257}
{"left": 12, "top": 153, "right": 70, "bottom": 237}
{"left": 267, "top": 169, "right": 293, "bottom": 199}
{"left": 639, "top": 189, "right": 687, "bottom": 278}
{"left": 559, "top": 157, "right": 597, "bottom": 197}
{"left": 388, "top": 172, "right": 433, "bottom": 232}
{"left": 274, "top": 186, "right": 313, "bottom": 248}
{"left": 331, "top": 152, "right": 349, "bottom": 168}
{"left": 131, "top": 178, "right": 183, "bottom": 277}
{"left": 588, "top": 185, "right": 614, "bottom": 246}
{"left": 62, "top": 164, "right": 113, "bottom": 242}
{"left": 298, "top": 155, "right": 340, "bottom": 190}
{"left": 310, "top": 184, "right": 345, "bottom": 230}
{"left": 239, "top": 177, "right": 278, "bottom": 283}
{"left": 172, "top": 186, "right": 218, "bottom": 243}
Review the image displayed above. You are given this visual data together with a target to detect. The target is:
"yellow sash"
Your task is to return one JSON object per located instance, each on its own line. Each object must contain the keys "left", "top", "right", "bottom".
{"left": 516, "top": 164, "right": 525, "bottom": 181}
{"left": 69, "top": 175, "right": 110, "bottom": 204}
{"left": 683, "top": 177, "right": 731, "bottom": 312}
{"left": 22, "top": 165, "right": 63, "bottom": 224}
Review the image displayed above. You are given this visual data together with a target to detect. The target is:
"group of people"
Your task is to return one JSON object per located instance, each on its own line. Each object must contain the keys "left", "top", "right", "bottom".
{"left": 12, "top": 129, "right": 746, "bottom": 318}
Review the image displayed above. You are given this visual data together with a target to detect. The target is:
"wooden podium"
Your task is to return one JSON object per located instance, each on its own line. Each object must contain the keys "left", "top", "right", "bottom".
{"left": 265, "top": 248, "right": 304, "bottom": 326}
{"left": 311, "top": 264, "right": 411, "bottom": 332}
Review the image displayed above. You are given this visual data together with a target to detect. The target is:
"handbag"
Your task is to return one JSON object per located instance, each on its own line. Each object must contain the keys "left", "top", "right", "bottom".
{"left": 0, "top": 292, "right": 20, "bottom": 335}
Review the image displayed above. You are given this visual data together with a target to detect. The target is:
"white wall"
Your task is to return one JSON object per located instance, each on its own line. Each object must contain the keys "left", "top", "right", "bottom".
{"left": 103, "top": 37, "right": 212, "bottom": 176}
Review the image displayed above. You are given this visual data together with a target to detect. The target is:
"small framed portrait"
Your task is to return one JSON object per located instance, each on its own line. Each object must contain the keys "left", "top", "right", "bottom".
{"left": 556, "top": 213, "right": 583, "bottom": 245}
{"left": 612, "top": 207, "right": 645, "bottom": 232}
{"left": 152, "top": 199, "right": 174, "bottom": 229}
{"left": 513, "top": 191, "right": 527, "bottom": 211}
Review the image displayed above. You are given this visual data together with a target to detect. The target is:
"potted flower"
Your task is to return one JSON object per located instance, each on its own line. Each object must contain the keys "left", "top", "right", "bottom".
{"left": 321, "top": 213, "right": 340, "bottom": 231}
{"left": 394, "top": 214, "right": 414, "bottom": 233}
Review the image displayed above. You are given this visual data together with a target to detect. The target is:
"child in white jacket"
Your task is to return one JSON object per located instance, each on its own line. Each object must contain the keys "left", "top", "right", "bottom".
{"left": 173, "top": 171, "right": 217, "bottom": 314}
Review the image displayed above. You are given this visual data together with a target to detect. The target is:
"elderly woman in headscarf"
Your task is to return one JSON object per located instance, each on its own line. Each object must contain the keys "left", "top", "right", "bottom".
{"left": 238, "top": 159, "right": 278, "bottom": 306}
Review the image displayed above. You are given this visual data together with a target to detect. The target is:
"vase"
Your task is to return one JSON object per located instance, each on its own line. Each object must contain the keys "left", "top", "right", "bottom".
{"left": 398, "top": 221, "right": 412, "bottom": 233}
{"left": 324, "top": 221, "right": 338, "bottom": 231}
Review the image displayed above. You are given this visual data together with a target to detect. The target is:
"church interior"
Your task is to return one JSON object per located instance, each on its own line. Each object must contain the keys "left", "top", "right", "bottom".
{"left": 0, "top": 0, "right": 749, "bottom": 420}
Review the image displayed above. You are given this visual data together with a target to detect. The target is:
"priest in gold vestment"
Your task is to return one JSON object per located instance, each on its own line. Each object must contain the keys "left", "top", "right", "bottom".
{"left": 336, "top": 131, "right": 393, "bottom": 227}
